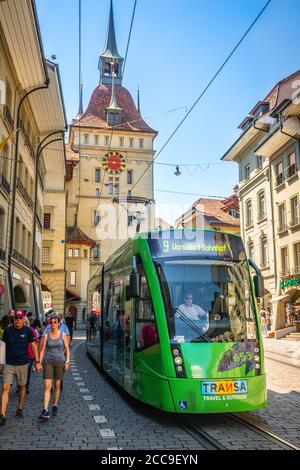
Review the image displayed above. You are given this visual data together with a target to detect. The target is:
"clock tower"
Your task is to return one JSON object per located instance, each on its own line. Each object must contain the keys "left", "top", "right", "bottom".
{"left": 66, "top": 0, "right": 158, "bottom": 321}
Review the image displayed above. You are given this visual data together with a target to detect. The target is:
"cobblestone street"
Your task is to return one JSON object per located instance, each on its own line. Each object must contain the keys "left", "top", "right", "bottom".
{"left": 0, "top": 332, "right": 299, "bottom": 450}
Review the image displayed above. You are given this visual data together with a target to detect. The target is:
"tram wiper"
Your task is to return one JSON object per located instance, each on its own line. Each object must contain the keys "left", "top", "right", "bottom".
{"left": 174, "top": 308, "right": 212, "bottom": 343}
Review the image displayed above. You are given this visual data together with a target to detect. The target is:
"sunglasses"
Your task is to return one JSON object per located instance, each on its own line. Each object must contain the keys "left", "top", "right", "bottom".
{"left": 14, "top": 317, "right": 24, "bottom": 320}
{"left": 50, "top": 320, "right": 58, "bottom": 324}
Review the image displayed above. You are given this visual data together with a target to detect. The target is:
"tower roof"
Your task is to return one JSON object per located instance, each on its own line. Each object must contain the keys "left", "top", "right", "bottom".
{"left": 101, "top": 0, "right": 122, "bottom": 60}
{"left": 72, "top": 84, "right": 157, "bottom": 134}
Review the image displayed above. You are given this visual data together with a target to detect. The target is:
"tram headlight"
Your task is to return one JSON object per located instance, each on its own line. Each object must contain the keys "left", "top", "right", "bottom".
{"left": 174, "top": 356, "right": 183, "bottom": 366}
{"left": 176, "top": 366, "right": 183, "bottom": 373}
{"left": 254, "top": 348, "right": 259, "bottom": 353}
{"left": 254, "top": 355, "right": 260, "bottom": 362}
{"left": 255, "top": 363, "right": 260, "bottom": 369}
{"left": 172, "top": 349, "right": 180, "bottom": 356}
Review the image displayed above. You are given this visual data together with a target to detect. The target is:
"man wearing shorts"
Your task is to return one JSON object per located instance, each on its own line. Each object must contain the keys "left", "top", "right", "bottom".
{"left": 0, "top": 311, "right": 41, "bottom": 425}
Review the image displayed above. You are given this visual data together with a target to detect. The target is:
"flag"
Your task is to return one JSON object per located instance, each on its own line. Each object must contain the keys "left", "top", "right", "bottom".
{"left": 0, "top": 131, "right": 15, "bottom": 151}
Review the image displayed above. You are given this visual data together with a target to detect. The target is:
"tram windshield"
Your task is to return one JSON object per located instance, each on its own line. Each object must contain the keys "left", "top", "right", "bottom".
{"left": 155, "top": 259, "right": 258, "bottom": 343}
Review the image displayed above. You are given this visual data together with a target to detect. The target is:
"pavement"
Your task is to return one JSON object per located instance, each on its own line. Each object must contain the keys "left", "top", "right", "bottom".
{"left": 0, "top": 332, "right": 299, "bottom": 450}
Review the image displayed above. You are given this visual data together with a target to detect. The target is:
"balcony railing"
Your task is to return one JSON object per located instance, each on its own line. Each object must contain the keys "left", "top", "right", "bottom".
{"left": 3, "top": 105, "right": 14, "bottom": 130}
{"left": 276, "top": 173, "right": 284, "bottom": 187}
{"left": 257, "top": 212, "right": 266, "bottom": 222}
{"left": 278, "top": 223, "right": 288, "bottom": 234}
{"left": 16, "top": 177, "right": 34, "bottom": 210}
{"left": 34, "top": 265, "right": 41, "bottom": 276}
{"left": 287, "top": 164, "right": 297, "bottom": 179}
{"left": 19, "top": 120, "right": 35, "bottom": 160}
{"left": 0, "top": 248, "right": 6, "bottom": 262}
{"left": 1, "top": 173, "right": 10, "bottom": 195}
{"left": 12, "top": 249, "right": 32, "bottom": 270}
{"left": 290, "top": 214, "right": 300, "bottom": 228}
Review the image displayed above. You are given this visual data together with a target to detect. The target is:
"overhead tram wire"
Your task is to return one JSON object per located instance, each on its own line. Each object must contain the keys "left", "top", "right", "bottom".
{"left": 130, "top": 0, "right": 272, "bottom": 196}
{"left": 110, "top": 0, "right": 272, "bottom": 239}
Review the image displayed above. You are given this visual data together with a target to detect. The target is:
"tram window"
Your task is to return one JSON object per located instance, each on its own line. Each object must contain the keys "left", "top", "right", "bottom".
{"left": 135, "top": 262, "right": 159, "bottom": 351}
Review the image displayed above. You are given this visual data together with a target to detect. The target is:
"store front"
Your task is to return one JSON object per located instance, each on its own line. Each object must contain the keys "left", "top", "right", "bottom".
{"left": 0, "top": 268, "right": 10, "bottom": 318}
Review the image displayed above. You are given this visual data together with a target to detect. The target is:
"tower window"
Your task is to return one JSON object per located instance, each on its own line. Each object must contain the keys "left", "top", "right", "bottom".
{"left": 105, "top": 136, "right": 110, "bottom": 146}
{"left": 84, "top": 134, "right": 89, "bottom": 145}
{"left": 119, "top": 137, "right": 124, "bottom": 147}
{"left": 95, "top": 168, "right": 101, "bottom": 182}
{"left": 127, "top": 170, "right": 133, "bottom": 185}
{"left": 139, "top": 138, "right": 144, "bottom": 149}
{"left": 129, "top": 138, "right": 134, "bottom": 148}
{"left": 95, "top": 135, "right": 99, "bottom": 145}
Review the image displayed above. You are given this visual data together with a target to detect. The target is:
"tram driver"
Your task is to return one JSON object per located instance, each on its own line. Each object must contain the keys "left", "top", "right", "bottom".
{"left": 177, "top": 292, "right": 209, "bottom": 332}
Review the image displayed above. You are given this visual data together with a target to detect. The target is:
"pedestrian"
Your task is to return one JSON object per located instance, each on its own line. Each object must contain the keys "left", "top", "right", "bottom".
{"left": 266, "top": 308, "right": 272, "bottom": 332}
{"left": 24, "top": 317, "right": 38, "bottom": 394}
{"left": 0, "top": 339, "right": 5, "bottom": 375}
{"left": 0, "top": 310, "right": 41, "bottom": 426}
{"left": 65, "top": 311, "right": 75, "bottom": 345}
{"left": 38, "top": 313, "right": 70, "bottom": 420}
{"left": 0, "top": 315, "right": 10, "bottom": 340}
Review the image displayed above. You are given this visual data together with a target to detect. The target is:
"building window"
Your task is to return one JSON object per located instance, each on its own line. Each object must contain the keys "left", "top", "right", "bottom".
{"left": 281, "top": 247, "right": 289, "bottom": 276}
{"left": 128, "top": 215, "right": 135, "bottom": 226}
{"left": 68, "top": 249, "right": 73, "bottom": 258}
{"left": 43, "top": 213, "right": 51, "bottom": 229}
{"left": 258, "top": 191, "right": 265, "bottom": 220}
{"left": 294, "top": 243, "right": 300, "bottom": 274}
{"left": 278, "top": 204, "right": 287, "bottom": 231}
{"left": 96, "top": 189, "right": 100, "bottom": 198}
{"left": 84, "top": 134, "right": 89, "bottom": 145}
{"left": 70, "top": 271, "right": 76, "bottom": 286}
{"left": 246, "top": 200, "right": 253, "bottom": 226}
{"left": 276, "top": 161, "right": 284, "bottom": 186}
{"left": 74, "top": 249, "right": 79, "bottom": 258}
{"left": 229, "top": 208, "right": 239, "bottom": 218}
{"left": 129, "top": 138, "right": 134, "bottom": 148}
{"left": 42, "top": 247, "right": 50, "bottom": 265}
{"left": 105, "top": 136, "right": 109, "bottom": 146}
{"left": 248, "top": 242, "right": 254, "bottom": 261}
{"left": 257, "top": 156, "right": 263, "bottom": 170}
{"left": 287, "top": 152, "right": 296, "bottom": 178}
{"left": 291, "top": 196, "right": 299, "bottom": 226}
{"left": 245, "top": 164, "right": 250, "bottom": 180}
{"left": 119, "top": 137, "right": 124, "bottom": 147}
{"left": 260, "top": 237, "right": 268, "bottom": 268}
{"left": 95, "top": 135, "right": 99, "bottom": 145}
{"left": 115, "top": 184, "right": 119, "bottom": 197}
{"left": 139, "top": 138, "right": 144, "bottom": 149}
{"left": 84, "top": 249, "right": 88, "bottom": 258}
{"left": 108, "top": 183, "right": 113, "bottom": 195}
{"left": 93, "top": 244, "right": 100, "bottom": 260}
{"left": 95, "top": 168, "right": 101, "bottom": 182}
{"left": 127, "top": 170, "right": 133, "bottom": 185}
{"left": 94, "top": 211, "right": 101, "bottom": 226}
{"left": 128, "top": 190, "right": 132, "bottom": 198}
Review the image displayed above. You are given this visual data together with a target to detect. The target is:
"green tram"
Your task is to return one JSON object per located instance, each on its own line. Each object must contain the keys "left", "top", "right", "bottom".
{"left": 86, "top": 229, "right": 267, "bottom": 413}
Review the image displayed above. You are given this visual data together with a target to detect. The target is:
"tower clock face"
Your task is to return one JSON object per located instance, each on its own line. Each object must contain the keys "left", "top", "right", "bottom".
{"left": 102, "top": 151, "right": 126, "bottom": 174}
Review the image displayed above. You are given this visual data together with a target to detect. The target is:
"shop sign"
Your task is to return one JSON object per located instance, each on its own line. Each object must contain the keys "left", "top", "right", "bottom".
{"left": 12, "top": 272, "right": 21, "bottom": 280}
{"left": 23, "top": 278, "right": 31, "bottom": 286}
{"left": 0, "top": 284, "right": 4, "bottom": 298}
{"left": 280, "top": 278, "right": 300, "bottom": 290}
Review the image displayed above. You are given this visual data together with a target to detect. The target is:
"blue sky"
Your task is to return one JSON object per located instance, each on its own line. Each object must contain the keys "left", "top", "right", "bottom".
{"left": 36, "top": 0, "right": 300, "bottom": 223}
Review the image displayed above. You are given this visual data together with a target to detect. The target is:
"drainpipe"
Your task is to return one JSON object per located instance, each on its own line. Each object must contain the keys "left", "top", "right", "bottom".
{"left": 31, "top": 132, "right": 64, "bottom": 319}
{"left": 8, "top": 80, "right": 50, "bottom": 310}
{"left": 279, "top": 113, "right": 300, "bottom": 142}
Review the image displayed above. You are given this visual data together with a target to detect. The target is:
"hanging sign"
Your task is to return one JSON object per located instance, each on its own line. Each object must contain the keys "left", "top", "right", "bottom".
{"left": 102, "top": 151, "right": 126, "bottom": 175}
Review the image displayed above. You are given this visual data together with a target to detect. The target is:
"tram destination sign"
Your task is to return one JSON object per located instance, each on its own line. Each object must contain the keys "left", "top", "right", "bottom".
{"left": 148, "top": 231, "right": 245, "bottom": 261}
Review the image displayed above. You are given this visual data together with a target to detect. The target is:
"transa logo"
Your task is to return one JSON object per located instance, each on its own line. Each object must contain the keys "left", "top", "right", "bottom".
{"left": 201, "top": 380, "right": 248, "bottom": 396}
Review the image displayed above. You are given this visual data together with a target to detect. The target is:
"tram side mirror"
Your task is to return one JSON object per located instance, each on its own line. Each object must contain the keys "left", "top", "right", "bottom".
{"left": 129, "top": 272, "right": 140, "bottom": 298}
{"left": 254, "top": 275, "right": 264, "bottom": 299}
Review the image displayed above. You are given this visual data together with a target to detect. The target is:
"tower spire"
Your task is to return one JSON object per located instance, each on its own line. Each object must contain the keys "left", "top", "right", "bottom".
{"left": 73, "top": 81, "right": 84, "bottom": 122}
{"left": 98, "top": 0, "right": 124, "bottom": 86}
{"left": 137, "top": 82, "right": 141, "bottom": 115}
